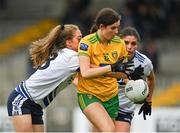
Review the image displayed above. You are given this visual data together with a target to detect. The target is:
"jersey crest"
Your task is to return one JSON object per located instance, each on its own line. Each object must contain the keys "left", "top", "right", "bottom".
{"left": 103, "top": 53, "right": 110, "bottom": 61}
{"left": 80, "top": 43, "right": 88, "bottom": 51}
{"left": 112, "top": 51, "right": 118, "bottom": 60}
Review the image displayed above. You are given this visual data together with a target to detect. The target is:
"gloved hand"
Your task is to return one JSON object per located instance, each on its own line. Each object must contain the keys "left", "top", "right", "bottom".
{"left": 128, "top": 65, "right": 144, "bottom": 80}
{"left": 110, "top": 59, "right": 134, "bottom": 72}
{"left": 138, "top": 101, "right": 152, "bottom": 120}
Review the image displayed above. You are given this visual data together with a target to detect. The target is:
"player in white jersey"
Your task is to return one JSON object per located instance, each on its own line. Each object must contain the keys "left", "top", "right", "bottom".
{"left": 7, "top": 24, "right": 82, "bottom": 132}
{"left": 115, "top": 27, "right": 155, "bottom": 132}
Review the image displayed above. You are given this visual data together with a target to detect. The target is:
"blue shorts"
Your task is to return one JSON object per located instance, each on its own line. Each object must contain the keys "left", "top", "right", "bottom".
{"left": 7, "top": 90, "right": 44, "bottom": 124}
{"left": 115, "top": 110, "right": 134, "bottom": 125}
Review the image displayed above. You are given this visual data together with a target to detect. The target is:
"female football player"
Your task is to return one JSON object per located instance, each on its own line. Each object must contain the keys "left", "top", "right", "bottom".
{"left": 77, "top": 8, "right": 134, "bottom": 132}
{"left": 7, "top": 24, "right": 82, "bottom": 132}
{"left": 115, "top": 26, "right": 156, "bottom": 132}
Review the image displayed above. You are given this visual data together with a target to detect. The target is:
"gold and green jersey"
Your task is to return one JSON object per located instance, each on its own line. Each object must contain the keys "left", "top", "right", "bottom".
{"left": 77, "top": 32, "right": 128, "bottom": 102}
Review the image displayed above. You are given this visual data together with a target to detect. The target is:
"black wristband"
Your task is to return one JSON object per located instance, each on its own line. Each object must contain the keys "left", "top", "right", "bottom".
{"left": 146, "top": 101, "right": 152, "bottom": 105}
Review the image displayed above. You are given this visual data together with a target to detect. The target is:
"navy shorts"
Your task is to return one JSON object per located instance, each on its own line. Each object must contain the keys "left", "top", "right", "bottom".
{"left": 115, "top": 110, "right": 134, "bottom": 125}
{"left": 7, "top": 90, "right": 44, "bottom": 124}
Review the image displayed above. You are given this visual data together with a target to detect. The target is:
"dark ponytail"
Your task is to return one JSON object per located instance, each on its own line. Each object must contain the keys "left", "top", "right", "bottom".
{"left": 90, "top": 8, "right": 121, "bottom": 33}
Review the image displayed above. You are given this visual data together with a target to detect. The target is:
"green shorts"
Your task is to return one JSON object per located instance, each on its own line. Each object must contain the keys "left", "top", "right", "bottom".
{"left": 77, "top": 93, "right": 119, "bottom": 118}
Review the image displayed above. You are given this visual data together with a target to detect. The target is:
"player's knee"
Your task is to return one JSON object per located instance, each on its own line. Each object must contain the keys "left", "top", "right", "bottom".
{"left": 14, "top": 124, "right": 33, "bottom": 132}
{"left": 16, "top": 127, "right": 33, "bottom": 132}
{"left": 100, "top": 124, "right": 115, "bottom": 132}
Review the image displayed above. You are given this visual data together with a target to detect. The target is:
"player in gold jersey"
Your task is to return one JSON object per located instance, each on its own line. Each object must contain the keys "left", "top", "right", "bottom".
{"left": 77, "top": 8, "right": 134, "bottom": 132}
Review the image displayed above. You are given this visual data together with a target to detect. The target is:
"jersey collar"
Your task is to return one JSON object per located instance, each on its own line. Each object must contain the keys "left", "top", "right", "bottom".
{"left": 96, "top": 32, "right": 111, "bottom": 44}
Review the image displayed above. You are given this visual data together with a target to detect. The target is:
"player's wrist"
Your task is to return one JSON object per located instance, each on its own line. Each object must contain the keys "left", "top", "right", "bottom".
{"left": 123, "top": 78, "right": 129, "bottom": 84}
{"left": 145, "top": 101, "right": 152, "bottom": 105}
{"left": 108, "top": 65, "right": 114, "bottom": 72}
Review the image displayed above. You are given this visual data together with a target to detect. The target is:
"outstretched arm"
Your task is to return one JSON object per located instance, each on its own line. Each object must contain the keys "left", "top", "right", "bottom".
{"left": 79, "top": 56, "right": 112, "bottom": 78}
{"left": 104, "top": 72, "right": 128, "bottom": 79}
{"left": 146, "top": 70, "right": 155, "bottom": 102}
{"left": 138, "top": 70, "right": 155, "bottom": 120}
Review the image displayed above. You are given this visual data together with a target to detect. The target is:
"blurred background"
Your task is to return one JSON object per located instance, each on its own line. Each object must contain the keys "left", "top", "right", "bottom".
{"left": 0, "top": 0, "right": 180, "bottom": 132}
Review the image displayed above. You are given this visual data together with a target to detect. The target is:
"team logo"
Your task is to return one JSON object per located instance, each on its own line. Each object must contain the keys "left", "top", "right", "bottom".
{"left": 87, "top": 94, "right": 93, "bottom": 99}
{"left": 103, "top": 53, "right": 110, "bottom": 61}
{"left": 80, "top": 43, "right": 88, "bottom": 51}
{"left": 112, "top": 51, "right": 118, "bottom": 59}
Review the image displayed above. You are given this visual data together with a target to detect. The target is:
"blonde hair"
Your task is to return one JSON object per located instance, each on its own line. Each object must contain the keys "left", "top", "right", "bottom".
{"left": 30, "top": 24, "right": 79, "bottom": 68}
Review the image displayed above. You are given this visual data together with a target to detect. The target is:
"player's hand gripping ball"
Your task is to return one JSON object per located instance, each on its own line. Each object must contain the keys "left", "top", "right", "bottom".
{"left": 125, "top": 79, "right": 149, "bottom": 104}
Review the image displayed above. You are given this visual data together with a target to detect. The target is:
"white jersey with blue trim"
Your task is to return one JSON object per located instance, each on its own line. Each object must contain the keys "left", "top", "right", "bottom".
{"left": 118, "top": 50, "right": 153, "bottom": 113}
{"left": 15, "top": 48, "right": 79, "bottom": 108}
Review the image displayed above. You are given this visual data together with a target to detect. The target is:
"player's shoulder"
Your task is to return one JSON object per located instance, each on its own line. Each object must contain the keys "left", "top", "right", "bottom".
{"left": 58, "top": 48, "right": 78, "bottom": 61}
{"left": 111, "top": 35, "right": 122, "bottom": 43}
{"left": 81, "top": 32, "right": 98, "bottom": 45}
{"left": 60, "top": 48, "right": 77, "bottom": 55}
{"left": 134, "top": 50, "right": 151, "bottom": 63}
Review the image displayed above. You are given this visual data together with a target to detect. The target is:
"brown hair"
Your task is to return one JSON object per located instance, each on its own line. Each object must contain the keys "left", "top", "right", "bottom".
{"left": 30, "top": 24, "right": 79, "bottom": 68}
{"left": 90, "top": 8, "right": 121, "bottom": 33}
{"left": 120, "top": 27, "right": 141, "bottom": 41}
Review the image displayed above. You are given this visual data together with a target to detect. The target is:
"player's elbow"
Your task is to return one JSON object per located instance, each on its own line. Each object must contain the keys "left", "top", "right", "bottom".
{"left": 81, "top": 72, "right": 91, "bottom": 79}
{"left": 80, "top": 69, "right": 93, "bottom": 78}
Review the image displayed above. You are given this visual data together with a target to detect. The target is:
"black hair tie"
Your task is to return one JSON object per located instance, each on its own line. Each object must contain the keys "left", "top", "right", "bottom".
{"left": 61, "top": 24, "right": 65, "bottom": 30}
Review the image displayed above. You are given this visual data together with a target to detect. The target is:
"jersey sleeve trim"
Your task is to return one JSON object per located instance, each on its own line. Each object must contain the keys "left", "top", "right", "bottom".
{"left": 78, "top": 52, "right": 89, "bottom": 56}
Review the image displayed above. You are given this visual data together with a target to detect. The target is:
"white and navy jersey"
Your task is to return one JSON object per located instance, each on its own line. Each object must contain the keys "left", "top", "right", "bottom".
{"left": 15, "top": 48, "right": 79, "bottom": 108}
{"left": 118, "top": 50, "right": 153, "bottom": 113}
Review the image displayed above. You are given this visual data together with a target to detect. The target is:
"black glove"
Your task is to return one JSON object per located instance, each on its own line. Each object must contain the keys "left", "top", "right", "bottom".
{"left": 111, "top": 60, "right": 134, "bottom": 72}
{"left": 128, "top": 65, "right": 144, "bottom": 80}
{"left": 138, "top": 101, "right": 152, "bottom": 120}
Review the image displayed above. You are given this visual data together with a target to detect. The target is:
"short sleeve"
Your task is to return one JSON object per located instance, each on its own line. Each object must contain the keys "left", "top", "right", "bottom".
{"left": 68, "top": 55, "right": 80, "bottom": 72}
{"left": 144, "top": 58, "right": 153, "bottom": 76}
{"left": 119, "top": 39, "right": 128, "bottom": 59}
{"left": 78, "top": 38, "right": 90, "bottom": 57}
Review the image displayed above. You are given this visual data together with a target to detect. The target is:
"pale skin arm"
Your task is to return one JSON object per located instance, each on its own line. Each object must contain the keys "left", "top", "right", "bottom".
{"left": 104, "top": 72, "right": 128, "bottom": 79}
{"left": 72, "top": 72, "right": 128, "bottom": 86}
{"left": 73, "top": 56, "right": 129, "bottom": 85}
{"left": 79, "top": 56, "right": 112, "bottom": 78}
{"left": 83, "top": 60, "right": 128, "bottom": 79}
{"left": 146, "top": 70, "right": 155, "bottom": 102}
{"left": 72, "top": 63, "right": 100, "bottom": 86}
